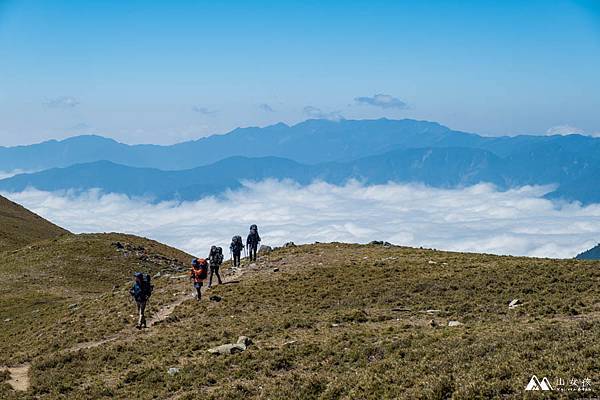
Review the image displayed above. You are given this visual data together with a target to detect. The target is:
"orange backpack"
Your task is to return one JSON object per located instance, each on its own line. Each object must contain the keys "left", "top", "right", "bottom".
{"left": 191, "top": 258, "right": 208, "bottom": 282}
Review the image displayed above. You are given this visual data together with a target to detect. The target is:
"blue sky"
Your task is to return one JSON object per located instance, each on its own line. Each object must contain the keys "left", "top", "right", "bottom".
{"left": 0, "top": 0, "right": 599, "bottom": 145}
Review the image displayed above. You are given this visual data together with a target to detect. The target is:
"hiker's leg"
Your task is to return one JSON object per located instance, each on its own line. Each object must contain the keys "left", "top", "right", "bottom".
{"left": 141, "top": 300, "right": 147, "bottom": 328}
{"left": 208, "top": 269, "right": 214, "bottom": 287}
{"left": 216, "top": 266, "right": 222, "bottom": 284}
{"left": 136, "top": 301, "right": 142, "bottom": 328}
{"left": 137, "top": 301, "right": 146, "bottom": 328}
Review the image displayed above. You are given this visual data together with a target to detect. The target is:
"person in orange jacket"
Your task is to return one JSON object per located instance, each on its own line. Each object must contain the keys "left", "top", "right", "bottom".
{"left": 190, "top": 258, "right": 208, "bottom": 301}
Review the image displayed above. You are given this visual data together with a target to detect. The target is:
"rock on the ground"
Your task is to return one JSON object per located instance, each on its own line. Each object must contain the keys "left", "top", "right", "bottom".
{"left": 208, "top": 343, "right": 246, "bottom": 355}
{"left": 370, "top": 240, "right": 392, "bottom": 247}
{"left": 273, "top": 268, "right": 279, "bottom": 272}
{"left": 283, "top": 242, "right": 296, "bottom": 248}
{"left": 258, "top": 245, "right": 272, "bottom": 254}
{"left": 208, "top": 336, "right": 252, "bottom": 355}
{"left": 429, "top": 319, "right": 438, "bottom": 328}
{"left": 237, "top": 336, "right": 252, "bottom": 347}
{"left": 167, "top": 367, "right": 180, "bottom": 376}
{"left": 209, "top": 295, "right": 222, "bottom": 302}
{"left": 509, "top": 299, "right": 521, "bottom": 309}
{"left": 448, "top": 320, "right": 464, "bottom": 327}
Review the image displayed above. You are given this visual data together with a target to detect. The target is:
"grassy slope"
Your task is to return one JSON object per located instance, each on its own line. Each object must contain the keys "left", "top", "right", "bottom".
{"left": 2, "top": 243, "right": 599, "bottom": 399}
{"left": 0, "top": 195, "right": 69, "bottom": 253}
{"left": 0, "top": 233, "right": 193, "bottom": 368}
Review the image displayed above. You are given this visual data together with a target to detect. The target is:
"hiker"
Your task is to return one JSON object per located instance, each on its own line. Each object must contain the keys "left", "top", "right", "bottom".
{"left": 230, "top": 235, "right": 244, "bottom": 268}
{"left": 129, "top": 272, "right": 153, "bottom": 329}
{"left": 246, "top": 224, "right": 261, "bottom": 262}
{"left": 208, "top": 245, "right": 224, "bottom": 288}
{"left": 190, "top": 258, "right": 208, "bottom": 300}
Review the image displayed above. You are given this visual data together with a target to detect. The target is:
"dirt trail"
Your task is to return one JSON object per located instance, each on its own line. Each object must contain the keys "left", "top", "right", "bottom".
{"left": 148, "top": 294, "right": 190, "bottom": 327}
{"left": 3, "top": 263, "right": 255, "bottom": 392}
{"left": 1, "top": 364, "right": 31, "bottom": 391}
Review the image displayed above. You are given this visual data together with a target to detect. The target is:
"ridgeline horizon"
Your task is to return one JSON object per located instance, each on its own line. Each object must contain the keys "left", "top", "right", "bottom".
{"left": 1, "top": 117, "right": 600, "bottom": 204}
{"left": 1, "top": 117, "right": 595, "bottom": 149}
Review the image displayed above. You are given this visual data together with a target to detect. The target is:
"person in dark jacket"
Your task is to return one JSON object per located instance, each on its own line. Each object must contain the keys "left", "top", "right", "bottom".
{"left": 230, "top": 236, "right": 244, "bottom": 268}
{"left": 208, "top": 246, "right": 224, "bottom": 288}
{"left": 246, "top": 224, "right": 261, "bottom": 262}
{"left": 129, "top": 272, "right": 149, "bottom": 329}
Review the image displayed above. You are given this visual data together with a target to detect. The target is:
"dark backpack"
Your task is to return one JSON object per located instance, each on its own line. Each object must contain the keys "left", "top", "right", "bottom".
{"left": 231, "top": 236, "right": 243, "bottom": 252}
{"left": 198, "top": 263, "right": 208, "bottom": 280}
{"left": 142, "top": 274, "right": 153, "bottom": 298}
{"left": 216, "top": 247, "right": 224, "bottom": 264}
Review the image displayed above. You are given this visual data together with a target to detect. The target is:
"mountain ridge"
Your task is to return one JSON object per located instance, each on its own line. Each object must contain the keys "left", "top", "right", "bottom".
{"left": 3, "top": 118, "right": 598, "bottom": 171}
{"left": 2, "top": 118, "right": 600, "bottom": 203}
{"left": 0, "top": 194, "right": 69, "bottom": 252}
{"left": 0, "top": 147, "right": 511, "bottom": 202}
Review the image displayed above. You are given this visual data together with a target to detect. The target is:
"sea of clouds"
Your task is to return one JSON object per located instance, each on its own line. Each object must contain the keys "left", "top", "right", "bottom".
{"left": 3, "top": 180, "right": 600, "bottom": 259}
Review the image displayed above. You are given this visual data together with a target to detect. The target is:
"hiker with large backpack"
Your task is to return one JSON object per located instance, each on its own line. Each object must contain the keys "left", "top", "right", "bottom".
{"left": 246, "top": 224, "right": 261, "bottom": 262}
{"left": 230, "top": 235, "right": 244, "bottom": 268}
{"left": 190, "top": 258, "right": 208, "bottom": 300}
{"left": 208, "top": 245, "right": 224, "bottom": 288}
{"left": 129, "top": 272, "right": 153, "bottom": 329}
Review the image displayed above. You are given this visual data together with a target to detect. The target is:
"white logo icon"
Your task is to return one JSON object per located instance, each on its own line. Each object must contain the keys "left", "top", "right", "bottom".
{"left": 526, "top": 375, "right": 553, "bottom": 391}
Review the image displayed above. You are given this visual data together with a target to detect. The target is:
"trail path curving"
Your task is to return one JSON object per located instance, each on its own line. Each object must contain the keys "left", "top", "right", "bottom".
{"left": 1, "top": 364, "right": 30, "bottom": 392}
{"left": 2, "top": 263, "right": 251, "bottom": 392}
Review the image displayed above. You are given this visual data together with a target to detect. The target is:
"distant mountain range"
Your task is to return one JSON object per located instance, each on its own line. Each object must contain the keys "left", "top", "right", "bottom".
{"left": 575, "top": 244, "right": 600, "bottom": 260}
{"left": 1, "top": 118, "right": 599, "bottom": 203}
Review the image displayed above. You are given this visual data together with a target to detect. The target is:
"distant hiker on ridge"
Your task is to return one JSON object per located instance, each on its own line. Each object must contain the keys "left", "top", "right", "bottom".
{"left": 208, "top": 245, "right": 224, "bottom": 288}
{"left": 247, "top": 224, "right": 261, "bottom": 262}
{"left": 190, "top": 258, "right": 208, "bottom": 301}
{"left": 230, "top": 235, "right": 244, "bottom": 268}
{"left": 129, "top": 272, "right": 153, "bottom": 329}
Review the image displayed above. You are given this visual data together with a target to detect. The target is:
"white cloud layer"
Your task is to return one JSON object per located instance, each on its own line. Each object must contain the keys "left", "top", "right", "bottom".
{"left": 3, "top": 180, "right": 600, "bottom": 259}
{"left": 0, "top": 170, "right": 29, "bottom": 180}
{"left": 546, "top": 125, "right": 600, "bottom": 137}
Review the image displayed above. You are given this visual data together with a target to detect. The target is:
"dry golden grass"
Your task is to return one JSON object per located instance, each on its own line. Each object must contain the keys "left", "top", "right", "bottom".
{"left": 2, "top": 242, "right": 599, "bottom": 399}
{"left": 0, "top": 195, "right": 68, "bottom": 253}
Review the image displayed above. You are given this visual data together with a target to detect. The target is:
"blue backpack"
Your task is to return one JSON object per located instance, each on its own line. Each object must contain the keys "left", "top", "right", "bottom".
{"left": 133, "top": 272, "right": 153, "bottom": 299}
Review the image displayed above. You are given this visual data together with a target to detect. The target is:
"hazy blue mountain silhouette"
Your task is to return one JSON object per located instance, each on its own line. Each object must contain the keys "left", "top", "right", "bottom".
{"left": 575, "top": 244, "right": 600, "bottom": 260}
{"left": 3, "top": 118, "right": 599, "bottom": 171}
{"left": 1, "top": 118, "right": 599, "bottom": 203}
{"left": 0, "top": 146, "right": 581, "bottom": 202}
{"left": 1, "top": 119, "right": 472, "bottom": 170}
